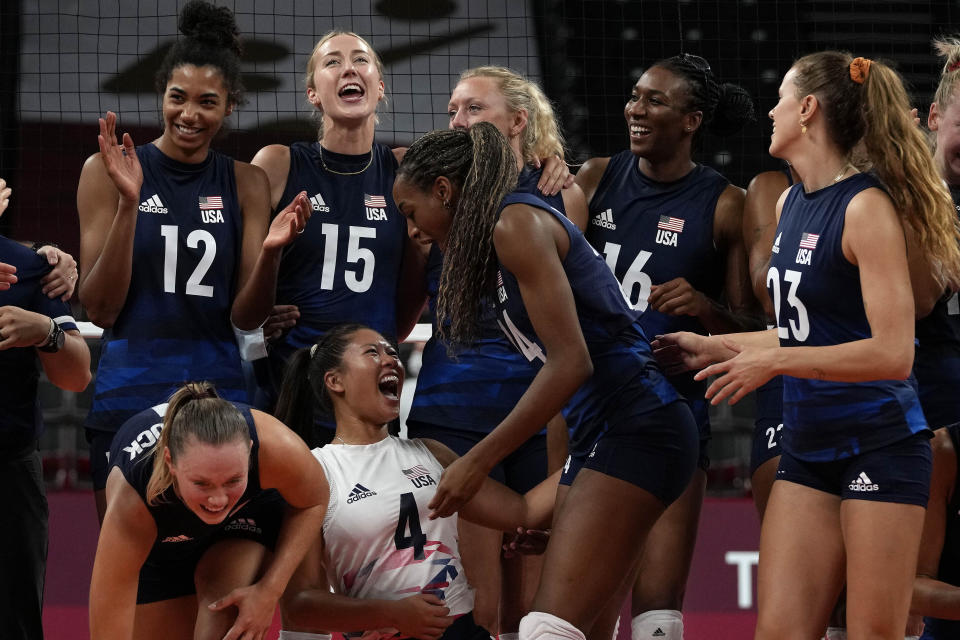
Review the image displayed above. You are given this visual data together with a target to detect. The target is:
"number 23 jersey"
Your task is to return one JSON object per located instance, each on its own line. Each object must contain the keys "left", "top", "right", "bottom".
{"left": 311, "top": 437, "right": 473, "bottom": 618}
{"left": 87, "top": 144, "right": 247, "bottom": 433}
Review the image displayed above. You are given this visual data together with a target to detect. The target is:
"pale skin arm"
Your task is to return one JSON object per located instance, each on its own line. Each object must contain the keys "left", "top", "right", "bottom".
{"left": 534, "top": 154, "right": 575, "bottom": 195}
{"left": 742, "top": 170, "right": 792, "bottom": 320}
{"left": 76, "top": 111, "right": 142, "bottom": 328}
{"left": 0, "top": 308, "right": 90, "bottom": 391}
{"left": 428, "top": 204, "right": 593, "bottom": 517}
{"left": 422, "top": 438, "right": 560, "bottom": 530}
{"left": 89, "top": 468, "right": 158, "bottom": 640}
{"left": 696, "top": 186, "right": 916, "bottom": 405}
{"left": 35, "top": 246, "right": 78, "bottom": 301}
{"left": 912, "top": 428, "right": 960, "bottom": 619}
{"left": 209, "top": 410, "right": 328, "bottom": 640}
{"left": 281, "top": 533, "right": 453, "bottom": 640}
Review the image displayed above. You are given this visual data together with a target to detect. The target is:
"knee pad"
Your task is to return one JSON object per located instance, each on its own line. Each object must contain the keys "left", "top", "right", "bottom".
{"left": 519, "top": 611, "right": 586, "bottom": 640}
{"left": 632, "top": 609, "right": 683, "bottom": 640}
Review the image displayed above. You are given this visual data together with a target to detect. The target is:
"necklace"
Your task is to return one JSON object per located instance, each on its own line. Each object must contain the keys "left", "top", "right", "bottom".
{"left": 319, "top": 145, "right": 373, "bottom": 176}
{"left": 833, "top": 162, "right": 855, "bottom": 183}
{"left": 333, "top": 434, "right": 352, "bottom": 445}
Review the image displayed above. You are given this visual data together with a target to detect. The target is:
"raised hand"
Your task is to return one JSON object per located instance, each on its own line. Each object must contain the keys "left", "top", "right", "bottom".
{"left": 97, "top": 111, "right": 143, "bottom": 203}
{"left": 262, "top": 304, "right": 300, "bottom": 342}
{"left": 264, "top": 191, "right": 311, "bottom": 252}
{"left": 533, "top": 155, "right": 573, "bottom": 196}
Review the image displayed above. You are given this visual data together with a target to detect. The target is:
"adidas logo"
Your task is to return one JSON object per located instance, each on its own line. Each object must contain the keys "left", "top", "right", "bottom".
{"left": 310, "top": 193, "right": 330, "bottom": 212}
{"left": 161, "top": 534, "right": 193, "bottom": 543}
{"left": 652, "top": 629, "right": 666, "bottom": 638}
{"left": 771, "top": 231, "right": 782, "bottom": 254}
{"left": 848, "top": 471, "right": 879, "bottom": 492}
{"left": 346, "top": 483, "right": 377, "bottom": 504}
{"left": 591, "top": 208, "right": 616, "bottom": 230}
{"left": 139, "top": 194, "right": 168, "bottom": 214}
{"left": 225, "top": 517, "right": 262, "bottom": 534}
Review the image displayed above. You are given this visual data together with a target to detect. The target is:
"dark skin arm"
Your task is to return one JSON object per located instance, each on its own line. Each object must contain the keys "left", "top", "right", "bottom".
{"left": 572, "top": 157, "right": 611, "bottom": 207}
{"left": 912, "top": 428, "right": 960, "bottom": 619}
{"left": 742, "top": 170, "right": 792, "bottom": 320}
{"left": 428, "top": 204, "right": 593, "bottom": 518}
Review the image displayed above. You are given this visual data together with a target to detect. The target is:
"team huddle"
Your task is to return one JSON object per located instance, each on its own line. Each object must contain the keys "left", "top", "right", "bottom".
{"left": 4, "top": 1, "right": 960, "bottom": 639}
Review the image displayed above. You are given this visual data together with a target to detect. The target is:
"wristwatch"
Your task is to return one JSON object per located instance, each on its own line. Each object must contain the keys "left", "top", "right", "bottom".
{"left": 37, "top": 318, "right": 65, "bottom": 353}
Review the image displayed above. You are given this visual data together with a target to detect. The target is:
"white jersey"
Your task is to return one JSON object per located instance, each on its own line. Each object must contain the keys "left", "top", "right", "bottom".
{"left": 312, "top": 436, "right": 474, "bottom": 617}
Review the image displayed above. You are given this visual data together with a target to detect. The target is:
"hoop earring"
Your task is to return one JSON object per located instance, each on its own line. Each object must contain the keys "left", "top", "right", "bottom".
{"left": 442, "top": 200, "right": 452, "bottom": 209}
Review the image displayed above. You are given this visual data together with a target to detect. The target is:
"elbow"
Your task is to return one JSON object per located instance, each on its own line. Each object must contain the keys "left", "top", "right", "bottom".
{"left": 49, "top": 368, "right": 92, "bottom": 393}
{"left": 884, "top": 344, "right": 915, "bottom": 381}
{"left": 571, "top": 351, "right": 593, "bottom": 387}
{"left": 82, "top": 304, "right": 118, "bottom": 330}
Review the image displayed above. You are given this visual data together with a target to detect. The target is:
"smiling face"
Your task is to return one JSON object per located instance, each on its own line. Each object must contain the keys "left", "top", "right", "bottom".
{"left": 768, "top": 67, "right": 803, "bottom": 160}
{"left": 393, "top": 175, "right": 455, "bottom": 251}
{"left": 327, "top": 329, "right": 405, "bottom": 425}
{"left": 306, "top": 33, "right": 384, "bottom": 127}
{"left": 159, "top": 64, "right": 233, "bottom": 161}
{"left": 166, "top": 436, "right": 250, "bottom": 525}
{"left": 624, "top": 66, "right": 698, "bottom": 159}
{"left": 930, "top": 93, "right": 960, "bottom": 186}
{"left": 448, "top": 76, "right": 525, "bottom": 141}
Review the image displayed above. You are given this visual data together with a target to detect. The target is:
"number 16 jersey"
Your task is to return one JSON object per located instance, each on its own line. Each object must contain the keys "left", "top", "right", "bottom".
{"left": 86, "top": 144, "right": 247, "bottom": 434}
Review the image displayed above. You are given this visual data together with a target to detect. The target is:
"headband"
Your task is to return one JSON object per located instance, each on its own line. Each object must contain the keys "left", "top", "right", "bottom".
{"left": 849, "top": 57, "right": 872, "bottom": 84}
{"left": 949, "top": 60, "right": 960, "bottom": 73}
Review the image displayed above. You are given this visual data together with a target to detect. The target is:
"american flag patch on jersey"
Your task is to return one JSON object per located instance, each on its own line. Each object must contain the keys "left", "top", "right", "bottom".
{"left": 657, "top": 215, "right": 684, "bottom": 232}
{"left": 199, "top": 196, "right": 223, "bottom": 210}
{"left": 364, "top": 194, "right": 387, "bottom": 208}
{"left": 799, "top": 232, "right": 819, "bottom": 249}
{"left": 403, "top": 465, "right": 431, "bottom": 480}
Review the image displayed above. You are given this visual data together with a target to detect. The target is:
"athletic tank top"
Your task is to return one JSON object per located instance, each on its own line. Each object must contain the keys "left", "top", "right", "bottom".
{"left": 271, "top": 142, "right": 406, "bottom": 365}
{"left": 585, "top": 152, "right": 728, "bottom": 430}
{"left": 913, "top": 186, "right": 960, "bottom": 430}
{"left": 110, "top": 402, "right": 266, "bottom": 553}
{"left": 768, "top": 173, "right": 927, "bottom": 461}
{"left": 922, "top": 423, "right": 960, "bottom": 640}
{"left": 87, "top": 144, "right": 247, "bottom": 433}
{"left": 0, "top": 236, "right": 78, "bottom": 447}
{"left": 312, "top": 437, "right": 473, "bottom": 617}
{"left": 408, "top": 167, "right": 564, "bottom": 433}
{"left": 494, "top": 192, "right": 681, "bottom": 451}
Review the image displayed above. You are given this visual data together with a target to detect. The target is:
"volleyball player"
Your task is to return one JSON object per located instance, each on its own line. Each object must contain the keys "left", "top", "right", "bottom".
{"left": 273, "top": 324, "right": 559, "bottom": 640}
{"left": 77, "top": 1, "right": 306, "bottom": 521}
{"left": 907, "top": 36, "right": 960, "bottom": 640}
{"left": 406, "top": 65, "right": 586, "bottom": 635}
{"left": 574, "top": 53, "right": 754, "bottom": 640}
{"left": 249, "top": 31, "right": 428, "bottom": 433}
{"left": 655, "top": 53, "right": 960, "bottom": 639}
{"left": 393, "top": 122, "right": 698, "bottom": 640}
{"left": 89, "top": 382, "right": 325, "bottom": 640}
{"left": 0, "top": 177, "right": 91, "bottom": 640}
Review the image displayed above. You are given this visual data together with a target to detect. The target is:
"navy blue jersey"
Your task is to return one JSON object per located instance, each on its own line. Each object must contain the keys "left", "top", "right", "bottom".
{"left": 768, "top": 173, "right": 927, "bottom": 461}
{"left": 584, "top": 152, "right": 728, "bottom": 432}
{"left": 408, "top": 167, "right": 564, "bottom": 433}
{"left": 110, "top": 402, "right": 267, "bottom": 555}
{"left": 913, "top": 187, "right": 960, "bottom": 430}
{"left": 922, "top": 424, "right": 960, "bottom": 640}
{"left": 0, "top": 236, "right": 78, "bottom": 447}
{"left": 271, "top": 143, "right": 406, "bottom": 367}
{"left": 493, "top": 192, "right": 681, "bottom": 451}
{"left": 86, "top": 144, "right": 248, "bottom": 433}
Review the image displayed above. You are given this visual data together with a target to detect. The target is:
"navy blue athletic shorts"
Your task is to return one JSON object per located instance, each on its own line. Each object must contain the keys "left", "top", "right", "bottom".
{"left": 750, "top": 376, "right": 784, "bottom": 474}
{"left": 136, "top": 489, "right": 286, "bottom": 604}
{"left": 776, "top": 431, "right": 933, "bottom": 507}
{"left": 406, "top": 422, "right": 548, "bottom": 494}
{"left": 559, "top": 400, "right": 698, "bottom": 506}
{"left": 86, "top": 429, "right": 115, "bottom": 491}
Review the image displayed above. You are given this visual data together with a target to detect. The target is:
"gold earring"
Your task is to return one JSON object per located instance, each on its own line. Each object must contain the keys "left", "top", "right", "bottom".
{"left": 800, "top": 121, "right": 807, "bottom": 135}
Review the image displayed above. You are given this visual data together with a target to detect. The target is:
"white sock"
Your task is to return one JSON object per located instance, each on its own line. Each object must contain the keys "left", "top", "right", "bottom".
{"left": 519, "top": 611, "right": 586, "bottom": 640}
{"left": 631, "top": 610, "right": 683, "bottom": 640}
{"left": 823, "top": 628, "right": 846, "bottom": 640}
{"left": 501, "top": 634, "right": 519, "bottom": 640}
{"left": 611, "top": 616, "right": 620, "bottom": 640}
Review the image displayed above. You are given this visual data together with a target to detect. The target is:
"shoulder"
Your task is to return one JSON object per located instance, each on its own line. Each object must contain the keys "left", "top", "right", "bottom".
{"left": 234, "top": 160, "right": 270, "bottom": 189}
{"left": 251, "top": 144, "right": 292, "bottom": 169}
{"left": 746, "top": 170, "right": 792, "bottom": 196}
{"left": 845, "top": 183, "right": 897, "bottom": 226}
{"left": 573, "top": 156, "right": 612, "bottom": 202}
{"left": 417, "top": 438, "right": 457, "bottom": 468}
{"left": 391, "top": 146, "right": 407, "bottom": 165}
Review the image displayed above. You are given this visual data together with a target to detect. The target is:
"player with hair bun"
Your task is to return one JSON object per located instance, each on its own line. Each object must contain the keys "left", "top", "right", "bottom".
{"left": 574, "top": 53, "right": 755, "bottom": 640}
{"left": 78, "top": 0, "right": 308, "bottom": 521}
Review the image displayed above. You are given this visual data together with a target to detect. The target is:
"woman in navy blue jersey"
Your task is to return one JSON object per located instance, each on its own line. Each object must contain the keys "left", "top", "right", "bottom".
{"left": 573, "top": 53, "right": 755, "bottom": 640}
{"left": 77, "top": 0, "right": 307, "bottom": 522}
{"left": 393, "top": 122, "right": 698, "bottom": 640}
{"left": 407, "top": 65, "right": 586, "bottom": 636}
{"left": 657, "top": 52, "right": 960, "bottom": 639}
{"left": 90, "top": 382, "right": 326, "bottom": 640}
{"left": 249, "top": 31, "right": 428, "bottom": 430}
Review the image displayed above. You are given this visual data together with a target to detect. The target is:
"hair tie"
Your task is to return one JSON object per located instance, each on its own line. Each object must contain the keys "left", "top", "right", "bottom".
{"left": 310, "top": 343, "right": 319, "bottom": 358}
{"left": 849, "top": 57, "right": 872, "bottom": 84}
{"left": 949, "top": 60, "right": 960, "bottom": 73}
